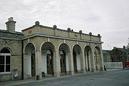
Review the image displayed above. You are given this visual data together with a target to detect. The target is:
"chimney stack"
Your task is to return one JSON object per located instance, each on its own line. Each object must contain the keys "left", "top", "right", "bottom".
{"left": 6, "top": 17, "right": 16, "bottom": 32}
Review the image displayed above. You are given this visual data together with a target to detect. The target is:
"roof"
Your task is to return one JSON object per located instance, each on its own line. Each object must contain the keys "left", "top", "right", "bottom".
{"left": 0, "top": 29, "right": 24, "bottom": 40}
{"left": 22, "top": 23, "right": 100, "bottom": 37}
{"left": 0, "top": 29, "right": 23, "bottom": 35}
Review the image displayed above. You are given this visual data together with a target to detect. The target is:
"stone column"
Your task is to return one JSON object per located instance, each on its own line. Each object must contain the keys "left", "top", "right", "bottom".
{"left": 81, "top": 48, "right": 86, "bottom": 73}
{"left": 99, "top": 45, "right": 104, "bottom": 71}
{"left": 69, "top": 47, "right": 74, "bottom": 75}
{"left": 35, "top": 49, "right": 42, "bottom": 79}
{"left": 54, "top": 47, "right": 61, "bottom": 77}
{"left": 91, "top": 46, "right": 96, "bottom": 72}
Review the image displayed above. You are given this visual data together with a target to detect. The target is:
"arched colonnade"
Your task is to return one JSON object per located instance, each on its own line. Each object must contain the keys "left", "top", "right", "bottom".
{"left": 23, "top": 41, "right": 103, "bottom": 79}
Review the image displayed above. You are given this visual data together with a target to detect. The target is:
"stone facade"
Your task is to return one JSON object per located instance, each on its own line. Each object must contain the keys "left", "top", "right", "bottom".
{"left": 0, "top": 17, "right": 104, "bottom": 81}
{"left": 0, "top": 30, "right": 23, "bottom": 81}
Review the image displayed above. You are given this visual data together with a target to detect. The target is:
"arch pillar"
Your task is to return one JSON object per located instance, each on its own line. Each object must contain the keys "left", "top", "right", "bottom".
{"left": 69, "top": 47, "right": 74, "bottom": 75}
{"left": 35, "top": 49, "right": 42, "bottom": 79}
{"left": 91, "top": 46, "right": 96, "bottom": 72}
{"left": 54, "top": 46, "right": 61, "bottom": 77}
{"left": 99, "top": 46, "right": 104, "bottom": 71}
{"left": 81, "top": 48, "right": 86, "bottom": 73}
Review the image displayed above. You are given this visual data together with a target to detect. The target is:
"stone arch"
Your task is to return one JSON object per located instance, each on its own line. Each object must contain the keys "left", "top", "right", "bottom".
{"left": 73, "top": 44, "right": 82, "bottom": 73}
{"left": 24, "top": 43, "right": 36, "bottom": 78}
{"left": 0, "top": 47, "right": 11, "bottom": 72}
{"left": 94, "top": 46, "right": 101, "bottom": 71}
{"left": 59, "top": 43, "right": 70, "bottom": 74}
{"left": 23, "top": 42, "right": 36, "bottom": 54}
{"left": 84, "top": 46, "right": 92, "bottom": 71}
{"left": 41, "top": 42, "right": 55, "bottom": 76}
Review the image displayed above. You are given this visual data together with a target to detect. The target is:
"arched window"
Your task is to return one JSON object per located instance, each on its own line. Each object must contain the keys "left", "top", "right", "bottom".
{"left": 0, "top": 48, "right": 11, "bottom": 72}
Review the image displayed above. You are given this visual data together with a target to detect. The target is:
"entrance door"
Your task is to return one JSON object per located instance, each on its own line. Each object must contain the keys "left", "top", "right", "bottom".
{"left": 31, "top": 53, "right": 35, "bottom": 77}
{"left": 47, "top": 54, "right": 53, "bottom": 75}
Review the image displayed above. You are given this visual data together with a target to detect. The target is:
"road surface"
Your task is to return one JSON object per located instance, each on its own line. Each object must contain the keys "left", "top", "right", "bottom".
{"left": 2, "top": 69, "right": 129, "bottom": 86}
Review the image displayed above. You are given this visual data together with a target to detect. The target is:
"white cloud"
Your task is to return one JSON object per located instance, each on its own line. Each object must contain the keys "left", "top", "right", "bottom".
{"left": 0, "top": 0, "right": 129, "bottom": 49}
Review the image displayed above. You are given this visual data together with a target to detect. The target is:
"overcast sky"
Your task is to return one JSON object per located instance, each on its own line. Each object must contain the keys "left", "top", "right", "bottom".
{"left": 0, "top": 0, "right": 129, "bottom": 50}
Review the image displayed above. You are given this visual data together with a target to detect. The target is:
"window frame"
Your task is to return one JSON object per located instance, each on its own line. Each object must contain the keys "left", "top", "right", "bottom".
{"left": 0, "top": 53, "right": 11, "bottom": 74}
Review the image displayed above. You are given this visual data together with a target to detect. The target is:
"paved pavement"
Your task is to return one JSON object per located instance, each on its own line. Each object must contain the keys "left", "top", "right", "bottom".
{"left": 0, "top": 69, "right": 129, "bottom": 86}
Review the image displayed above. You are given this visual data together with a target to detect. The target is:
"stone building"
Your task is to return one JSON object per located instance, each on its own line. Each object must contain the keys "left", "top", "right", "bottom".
{"left": 103, "top": 46, "right": 129, "bottom": 70}
{"left": 0, "top": 17, "right": 23, "bottom": 81}
{"left": 0, "top": 17, "right": 104, "bottom": 81}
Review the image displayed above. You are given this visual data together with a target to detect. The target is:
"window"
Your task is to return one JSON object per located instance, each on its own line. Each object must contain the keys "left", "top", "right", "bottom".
{"left": 0, "top": 48, "right": 11, "bottom": 73}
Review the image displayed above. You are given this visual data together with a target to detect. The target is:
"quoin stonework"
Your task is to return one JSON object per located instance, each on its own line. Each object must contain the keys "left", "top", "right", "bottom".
{"left": 0, "top": 17, "right": 104, "bottom": 81}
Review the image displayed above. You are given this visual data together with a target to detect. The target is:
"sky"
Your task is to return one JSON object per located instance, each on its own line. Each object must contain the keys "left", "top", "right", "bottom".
{"left": 0, "top": 0, "right": 129, "bottom": 50}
